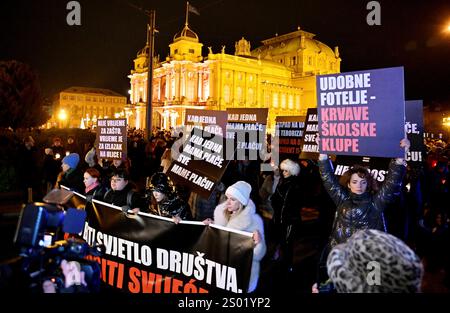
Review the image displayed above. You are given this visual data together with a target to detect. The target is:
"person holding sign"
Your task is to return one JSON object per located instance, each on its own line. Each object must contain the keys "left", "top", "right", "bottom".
{"left": 312, "top": 137, "right": 410, "bottom": 292}
{"left": 203, "top": 181, "right": 267, "bottom": 293}
{"left": 147, "top": 172, "right": 192, "bottom": 222}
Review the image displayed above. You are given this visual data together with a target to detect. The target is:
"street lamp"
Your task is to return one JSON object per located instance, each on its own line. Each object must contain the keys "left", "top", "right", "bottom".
{"left": 58, "top": 109, "right": 67, "bottom": 128}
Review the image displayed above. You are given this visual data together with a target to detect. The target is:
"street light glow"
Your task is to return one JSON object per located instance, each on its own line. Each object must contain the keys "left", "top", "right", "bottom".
{"left": 58, "top": 109, "right": 67, "bottom": 120}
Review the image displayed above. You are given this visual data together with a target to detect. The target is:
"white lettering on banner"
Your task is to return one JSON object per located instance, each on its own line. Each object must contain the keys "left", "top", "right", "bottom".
{"left": 405, "top": 122, "right": 420, "bottom": 134}
{"left": 188, "top": 173, "right": 214, "bottom": 191}
{"left": 81, "top": 207, "right": 250, "bottom": 293}
{"left": 82, "top": 223, "right": 152, "bottom": 266}
{"left": 319, "top": 73, "right": 371, "bottom": 91}
{"left": 187, "top": 115, "right": 217, "bottom": 124}
{"left": 155, "top": 248, "right": 240, "bottom": 293}
{"left": 279, "top": 130, "right": 303, "bottom": 137}
{"left": 171, "top": 164, "right": 191, "bottom": 179}
{"left": 306, "top": 124, "right": 318, "bottom": 132}
{"left": 318, "top": 73, "right": 372, "bottom": 106}
{"left": 302, "top": 144, "right": 319, "bottom": 153}
{"left": 106, "top": 120, "right": 126, "bottom": 127}
{"left": 334, "top": 165, "right": 387, "bottom": 182}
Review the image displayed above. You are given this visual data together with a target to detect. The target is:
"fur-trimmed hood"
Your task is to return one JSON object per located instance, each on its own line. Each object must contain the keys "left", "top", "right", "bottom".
{"left": 214, "top": 199, "right": 256, "bottom": 231}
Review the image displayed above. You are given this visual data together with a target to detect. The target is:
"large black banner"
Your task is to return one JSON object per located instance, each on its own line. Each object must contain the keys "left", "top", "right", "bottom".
{"left": 66, "top": 191, "right": 253, "bottom": 294}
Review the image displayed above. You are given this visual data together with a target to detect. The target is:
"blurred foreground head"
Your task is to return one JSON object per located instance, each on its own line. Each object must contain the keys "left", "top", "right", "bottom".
{"left": 327, "top": 229, "right": 423, "bottom": 293}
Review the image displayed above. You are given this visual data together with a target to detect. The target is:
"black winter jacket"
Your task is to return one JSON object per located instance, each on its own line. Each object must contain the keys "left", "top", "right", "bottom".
{"left": 270, "top": 175, "right": 303, "bottom": 225}
{"left": 152, "top": 196, "right": 192, "bottom": 220}
{"left": 103, "top": 184, "right": 145, "bottom": 212}
{"left": 319, "top": 158, "right": 405, "bottom": 247}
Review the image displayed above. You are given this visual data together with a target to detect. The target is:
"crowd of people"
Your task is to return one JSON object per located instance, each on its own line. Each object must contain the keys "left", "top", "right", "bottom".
{"left": 12, "top": 128, "right": 450, "bottom": 293}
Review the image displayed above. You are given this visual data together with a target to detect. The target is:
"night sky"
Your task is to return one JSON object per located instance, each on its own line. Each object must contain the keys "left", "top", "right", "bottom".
{"left": 1, "top": 0, "right": 449, "bottom": 103}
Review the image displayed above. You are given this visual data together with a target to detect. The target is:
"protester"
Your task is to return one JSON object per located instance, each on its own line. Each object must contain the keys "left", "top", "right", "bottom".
{"left": 103, "top": 169, "right": 145, "bottom": 213}
{"left": 326, "top": 229, "right": 423, "bottom": 293}
{"left": 270, "top": 159, "right": 303, "bottom": 273}
{"left": 312, "top": 138, "right": 410, "bottom": 292}
{"left": 147, "top": 172, "right": 192, "bottom": 221}
{"left": 56, "top": 153, "right": 84, "bottom": 193}
{"left": 17, "top": 135, "right": 39, "bottom": 202}
{"left": 204, "top": 181, "right": 267, "bottom": 293}
{"left": 83, "top": 168, "right": 106, "bottom": 201}
{"left": 318, "top": 138, "right": 410, "bottom": 248}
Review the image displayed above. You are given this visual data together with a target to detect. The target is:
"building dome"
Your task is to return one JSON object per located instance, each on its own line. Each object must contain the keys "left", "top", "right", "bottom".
{"left": 251, "top": 28, "right": 338, "bottom": 61}
{"left": 173, "top": 25, "right": 199, "bottom": 42}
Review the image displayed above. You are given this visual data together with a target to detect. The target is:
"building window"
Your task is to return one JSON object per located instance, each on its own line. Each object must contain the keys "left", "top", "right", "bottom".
{"left": 249, "top": 75, "right": 253, "bottom": 82}
{"left": 174, "top": 49, "right": 178, "bottom": 54}
{"left": 189, "top": 49, "right": 194, "bottom": 54}
{"left": 292, "top": 56, "right": 296, "bottom": 65}
{"left": 248, "top": 88, "right": 254, "bottom": 105}
{"left": 224, "top": 85, "right": 230, "bottom": 103}
{"left": 281, "top": 94, "right": 286, "bottom": 108}
{"left": 264, "top": 92, "right": 270, "bottom": 106}
{"left": 288, "top": 95, "right": 294, "bottom": 109}
{"left": 236, "top": 87, "right": 243, "bottom": 104}
{"left": 273, "top": 93, "right": 279, "bottom": 108}
{"left": 308, "top": 56, "right": 312, "bottom": 65}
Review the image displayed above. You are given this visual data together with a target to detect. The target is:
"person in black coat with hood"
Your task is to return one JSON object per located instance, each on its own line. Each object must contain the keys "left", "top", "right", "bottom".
{"left": 147, "top": 172, "right": 192, "bottom": 222}
{"left": 270, "top": 158, "right": 303, "bottom": 273}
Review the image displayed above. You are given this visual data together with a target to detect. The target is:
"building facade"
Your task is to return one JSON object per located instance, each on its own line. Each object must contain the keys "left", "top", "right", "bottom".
{"left": 47, "top": 87, "right": 127, "bottom": 129}
{"left": 129, "top": 21, "right": 341, "bottom": 132}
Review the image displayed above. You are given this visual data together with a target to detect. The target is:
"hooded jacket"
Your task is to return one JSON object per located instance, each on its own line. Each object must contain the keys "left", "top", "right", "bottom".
{"left": 319, "top": 158, "right": 405, "bottom": 248}
{"left": 213, "top": 200, "right": 267, "bottom": 293}
{"left": 155, "top": 196, "right": 192, "bottom": 220}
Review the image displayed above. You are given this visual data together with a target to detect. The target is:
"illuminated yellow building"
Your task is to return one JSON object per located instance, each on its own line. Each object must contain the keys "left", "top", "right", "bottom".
{"left": 129, "top": 15, "right": 341, "bottom": 132}
{"left": 48, "top": 87, "right": 127, "bottom": 128}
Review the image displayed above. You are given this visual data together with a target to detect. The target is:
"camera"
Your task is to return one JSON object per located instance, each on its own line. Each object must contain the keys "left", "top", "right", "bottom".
{"left": 13, "top": 190, "right": 102, "bottom": 293}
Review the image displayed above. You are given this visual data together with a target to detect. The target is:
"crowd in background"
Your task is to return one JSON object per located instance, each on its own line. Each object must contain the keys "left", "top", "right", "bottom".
{"left": 7, "top": 127, "right": 450, "bottom": 292}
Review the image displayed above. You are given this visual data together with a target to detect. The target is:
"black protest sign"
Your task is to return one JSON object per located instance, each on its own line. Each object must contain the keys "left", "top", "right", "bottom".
{"left": 405, "top": 100, "right": 425, "bottom": 164}
{"left": 167, "top": 128, "right": 231, "bottom": 199}
{"left": 226, "top": 108, "right": 268, "bottom": 160}
{"left": 299, "top": 108, "right": 319, "bottom": 160}
{"left": 96, "top": 119, "right": 127, "bottom": 160}
{"left": 275, "top": 116, "right": 306, "bottom": 159}
{"left": 73, "top": 193, "right": 254, "bottom": 294}
{"left": 332, "top": 155, "right": 391, "bottom": 182}
{"left": 185, "top": 109, "right": 227, "bottom": 137}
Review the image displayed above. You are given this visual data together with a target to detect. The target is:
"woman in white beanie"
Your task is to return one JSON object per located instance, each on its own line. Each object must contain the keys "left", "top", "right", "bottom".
{"left": 204, "top": 181, "right": 267, "bottom": 293}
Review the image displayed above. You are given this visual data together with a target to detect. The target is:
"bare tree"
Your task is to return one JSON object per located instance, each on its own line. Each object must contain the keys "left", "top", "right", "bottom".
{"left": 0, "top": 60, "right": 49, "bottom": 129}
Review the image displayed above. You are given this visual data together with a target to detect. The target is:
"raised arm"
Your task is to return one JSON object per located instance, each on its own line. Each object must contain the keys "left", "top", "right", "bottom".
{"left": 373, "top": 138, "right": 409, "bottom": 211}
{"left": 318, "top": 154, "right": 347, "bottom": 206}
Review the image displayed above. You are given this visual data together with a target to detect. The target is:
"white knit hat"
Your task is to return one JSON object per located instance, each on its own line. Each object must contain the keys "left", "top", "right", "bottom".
{"left": 225, "top": 181, "right": 252, "bottom": 206}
